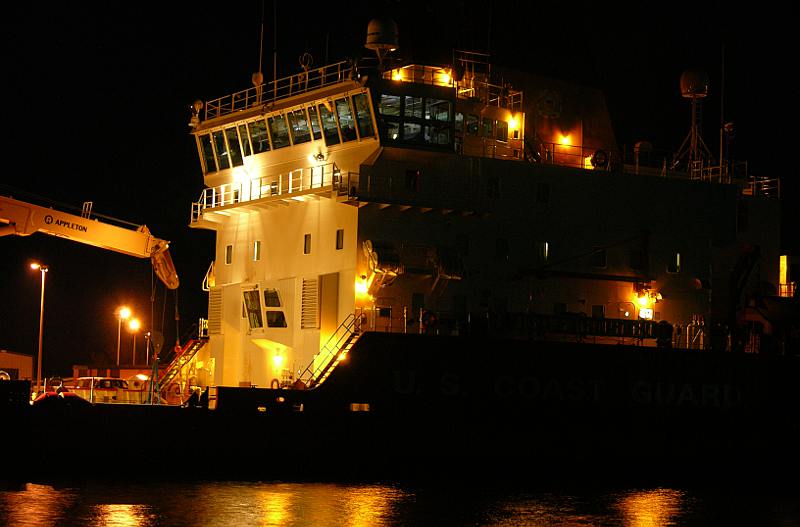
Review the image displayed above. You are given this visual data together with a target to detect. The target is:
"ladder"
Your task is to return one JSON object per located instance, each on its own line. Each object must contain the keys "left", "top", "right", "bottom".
{"left": 158, "top": 339, "right": 206, "bottom": 391}
{"left": 297, "top": 313, "right": 362, "bottom": 388}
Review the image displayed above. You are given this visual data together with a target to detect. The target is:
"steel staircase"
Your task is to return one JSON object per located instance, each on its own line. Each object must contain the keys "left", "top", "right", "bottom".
{"left": 158, "top": 339, "right": 206, "bottom": 389}
{"left": 297, "top": 313, "right": 362, "bottom": 388}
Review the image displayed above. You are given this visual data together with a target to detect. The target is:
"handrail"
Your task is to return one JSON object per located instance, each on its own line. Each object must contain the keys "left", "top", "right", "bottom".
{"left": 297, "top": 313, "right": 359, "bottom": 386}
{"left": 204, "top": 61, "right": 354, "bottom": 121}
{"left": 191, "top": 164, "right": 357, "bottom": 222}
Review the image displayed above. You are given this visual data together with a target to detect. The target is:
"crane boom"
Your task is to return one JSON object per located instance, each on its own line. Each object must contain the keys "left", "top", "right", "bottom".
{"left": 0, "top": 195, "right": 179, "bottom": 289}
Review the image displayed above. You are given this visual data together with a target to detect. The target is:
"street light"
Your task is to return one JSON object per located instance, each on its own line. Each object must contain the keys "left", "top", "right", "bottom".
{"left": 128, "top": 318, "right": 141, "bottom": 365}
{"left": 30, "top": 262, "right": 48, "bottom": 396}
{"left": 116, "top": 306, "right": 131, "bottom": 366}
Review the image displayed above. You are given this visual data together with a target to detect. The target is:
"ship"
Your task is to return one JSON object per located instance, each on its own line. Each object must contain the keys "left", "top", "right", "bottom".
{"left": 5, "top": 17, "right": 800, "bottom": 481}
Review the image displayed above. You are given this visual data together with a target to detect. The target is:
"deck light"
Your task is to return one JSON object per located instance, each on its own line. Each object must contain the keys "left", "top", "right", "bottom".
{"left": 116, "top": 306, "right": 131, "bottom": 366}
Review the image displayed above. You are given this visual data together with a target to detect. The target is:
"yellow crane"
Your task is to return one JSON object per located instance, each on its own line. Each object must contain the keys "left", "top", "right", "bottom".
{"left": 0, "top": 195, "right": 178, "bottom": 289}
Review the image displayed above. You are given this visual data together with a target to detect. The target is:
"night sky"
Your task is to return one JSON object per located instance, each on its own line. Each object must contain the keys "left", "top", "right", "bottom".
{"left": 1, "top": 2, "right": 795, "bottom": 376}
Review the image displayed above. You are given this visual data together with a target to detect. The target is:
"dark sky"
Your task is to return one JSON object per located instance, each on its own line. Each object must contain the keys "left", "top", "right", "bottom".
{"left": 1, "top": 2, "right": 795, "bottom": 376}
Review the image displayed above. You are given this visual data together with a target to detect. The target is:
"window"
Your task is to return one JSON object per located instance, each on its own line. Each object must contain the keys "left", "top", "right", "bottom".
{"left": 268, "top": 114, "right": 291, "bottom": 149}
{"left": 264, "top": 288, "right": 281, "bottom": 307}
{"left": 304, "top": 234, "right": 312, "bottom": 254}
{"left": 495, "top": 120, "right": 508, "bottom": 142}
{"left": 424, "top": 125, "right": 450, "bottom": 145}
{"left": 425, "top": 98, "right": 451, "bottom": 122}
{"left": 200, "top": 134, "right": 216, "bottom": 173}
{"left": 591, "top": 247, "right": 607, "bottom": 268}
{"left": 335, "top": 98, "right": 357, "bottom": 142}
{"left": 592, "top": 305, "right": 605, "bottom": 318}
{"left": 465, "top": 114, "right": 479, "bottom": 136}
{"left": 225, "top": 127, "right": 244, "bottom": 166}
{"left": 288, "top": 109, "right": 311, "bottom": 144}
{"left": 404, "top": 96, "right": 423, "bottom": 118}
{"left": 237, "top": 124, "right": 252, "bottom": 157}
{"left": 248, "top": 119, "right": 271, "bottom": 154}
{"left": 481, "top": 117, "right": 493, "bottom": 138}
{"left": 243, "top": 289, "right": 263, "bottom": 329}
{"left": 336, "top": 229, "right": 344, "bottom": 250}
{"left": 383, "top": 120, "right": 400, "bottom": 141}
{"left": 403, "top": 122, "right": 422, "bottom": 142}
{"left": 454, "top": 112, "right": 464, "bottom": 133}
{"left": 225, "top": 244, "right": 233, "bottom": 265}
{"left": 212, "top": 130, "right": 230, "bottom": 169}
{"left": 253, "top": 240, "right": 261, "bottom": 261}
{"left": 318, "top": 103, "right": 340, "bottom": 146}
{"left": 379, "top": 94, "right": 401, "bottom": 116}
{"left": 352, "top": 93, "right": 375, "bottom": 138}
{"left": 667, "top": 252, "right": 682, "bottom": 273}
{"left": 266, "top": 311, "right": 288, "bottom": 328}
{"left": 307, "top": 105, "right": 322, "bottom": 140}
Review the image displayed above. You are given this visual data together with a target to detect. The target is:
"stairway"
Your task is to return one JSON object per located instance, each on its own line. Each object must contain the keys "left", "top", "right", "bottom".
{"left": 297, "top": 313, "right": 362, "bottom": 388}
{"left": 158, "top": 339, "right": 206, "bottom": 390}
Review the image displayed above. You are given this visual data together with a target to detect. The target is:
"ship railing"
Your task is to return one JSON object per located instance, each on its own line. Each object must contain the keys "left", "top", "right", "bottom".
{"left": 297, "top": 313, "right": 361, "bottom": 388}
{"left": 535, "top": 142, "right": 611, "bottom": 170}
{"left": 204, "top": 61, "right": 354, "bottom": 121}
{"left": 192, "top": 163, "right": 348, "bottom": 221}
{"left": 743, "top": 175, "right": 780, "bottom": 199}
{"left": 779, "top": 282, "right": 797, "bottom": 298}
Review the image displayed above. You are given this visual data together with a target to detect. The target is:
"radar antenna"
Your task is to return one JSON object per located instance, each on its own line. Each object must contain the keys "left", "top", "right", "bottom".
{"left": 672, "top": 68, "right": 713, "bottom": 175}
{"left": 364, "top": 17, "right": 399, "bottom": 70}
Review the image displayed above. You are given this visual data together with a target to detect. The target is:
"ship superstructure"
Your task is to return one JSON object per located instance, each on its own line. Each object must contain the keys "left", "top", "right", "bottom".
{"left": 186, "top": 20, "right": 789, "bottom": 393}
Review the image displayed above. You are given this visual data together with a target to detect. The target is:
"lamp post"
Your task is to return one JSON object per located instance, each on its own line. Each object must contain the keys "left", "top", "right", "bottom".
{"left": 116, "top": 306, "right": 131, "bottom": 366}
{"left": 30, "top": 262, "right": 48, "bottom": 396}
{"left": 129, "top": 318, "right": 141, "bottom": 365}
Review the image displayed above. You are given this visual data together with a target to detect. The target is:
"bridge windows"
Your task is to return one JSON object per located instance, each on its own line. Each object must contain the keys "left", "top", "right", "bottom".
{"left": 196, "top": 89, "right": 376, "bottom": 174}
{"left": 200, "top": 134, "right": 216, "bottom": 172}
{"left": 307, "top": 105, "right": 322, "bottom": 140}
{"left": 378, "top": 92, "right": 454, "bottom": 148}
{"left": 352, "top": 93, "right": 375, "bottom": 138}
{"left": 288, "top": 109, "right": 311, "bottom": 145}
{"left": 335, "top": 98, "right": 358, "bottom": 142}
{"left": 248, "top": 119, "right": 271, "bottom": 154}
{"left": 268, "top": 114, "right": 291, "bottom": 149}
{"left": 318, "top": 103, "right": 341, "bottom": 146}
{"left": 212, "top": 130, "right": 230, "bottom": 170}
{"left": 224, "top": 127, "right": 244, "bottom": 167}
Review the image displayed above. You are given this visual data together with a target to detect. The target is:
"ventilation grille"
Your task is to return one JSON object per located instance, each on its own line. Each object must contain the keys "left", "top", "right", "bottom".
{"left": 208, "top": 288, "right": 223, "bottom": 334}
{"left": 301, "top": 278, "right": 319, "bottom": 329}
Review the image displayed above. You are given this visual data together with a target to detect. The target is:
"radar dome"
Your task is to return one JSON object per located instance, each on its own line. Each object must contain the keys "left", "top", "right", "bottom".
{"left": 680, "top": 69, "right": 709, "bottom": 98}
{"left": 365, "top": 17, "right": 399, "bottom": 51}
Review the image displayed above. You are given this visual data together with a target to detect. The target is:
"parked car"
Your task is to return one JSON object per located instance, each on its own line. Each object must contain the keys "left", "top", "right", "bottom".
{"left": 71, "top": 377, "right": 143, "bottom": 403}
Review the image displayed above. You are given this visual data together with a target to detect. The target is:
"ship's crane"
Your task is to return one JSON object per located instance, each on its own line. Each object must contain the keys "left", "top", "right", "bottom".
{"left": 0, "top": 195, "right": 179, "bottom": 289}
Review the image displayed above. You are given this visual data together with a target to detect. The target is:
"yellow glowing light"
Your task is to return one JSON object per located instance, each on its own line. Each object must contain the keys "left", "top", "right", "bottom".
{"left": 558, "top": 134, "right": 572, "bottom": 146}
{"left": 355, "top": 279, "right": 368, "bottom": 295}
{"left": 780, "top": 255, "right": 788, "bottom": 285}
{"left": 272, "top": 354, "right": 285, "bottom": 369}
{"left": 30, "top": 262, "right": 41, "bottom": 270}
{"left": 135, "top": 373, "right": 148, "bottom": 381}
{"left": 128, "top": 318, "right": 141, "bottom": 332}
{"left": 508, "top": 115, "right": 520, "bottom": 131}
{"left": 437, "top": 69, "right": 451, "bottom": 85}
{"left": 391, "top": 69, "right": 403, "bottom": 81}
{"left": 639, "top": 307, "right": 654, "bottom": 320}
{"left": 637, "top": 295, "right": 649, "bottom": 307}
{"left": 118, "top": 306, "right": 131, "bottom": 320}
{"left": 583, "top": 156, "right": 595, "bottom": 169}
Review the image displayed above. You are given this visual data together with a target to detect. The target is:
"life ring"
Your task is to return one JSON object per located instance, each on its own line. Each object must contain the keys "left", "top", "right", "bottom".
{"left": 270, "top": 378, "right": 280, "bottom": 389}
{"left": 591, "top": 149, "right": 608, "bottom": 168}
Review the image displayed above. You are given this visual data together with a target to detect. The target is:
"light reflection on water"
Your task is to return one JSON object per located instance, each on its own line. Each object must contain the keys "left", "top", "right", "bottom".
{"left": 0, "top": 480, "right": 796, "bottom": 526}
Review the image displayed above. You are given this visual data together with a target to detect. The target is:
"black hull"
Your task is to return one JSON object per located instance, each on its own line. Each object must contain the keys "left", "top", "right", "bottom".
{"left": 6, "top": 332, "right": 800, "bottom": 483}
